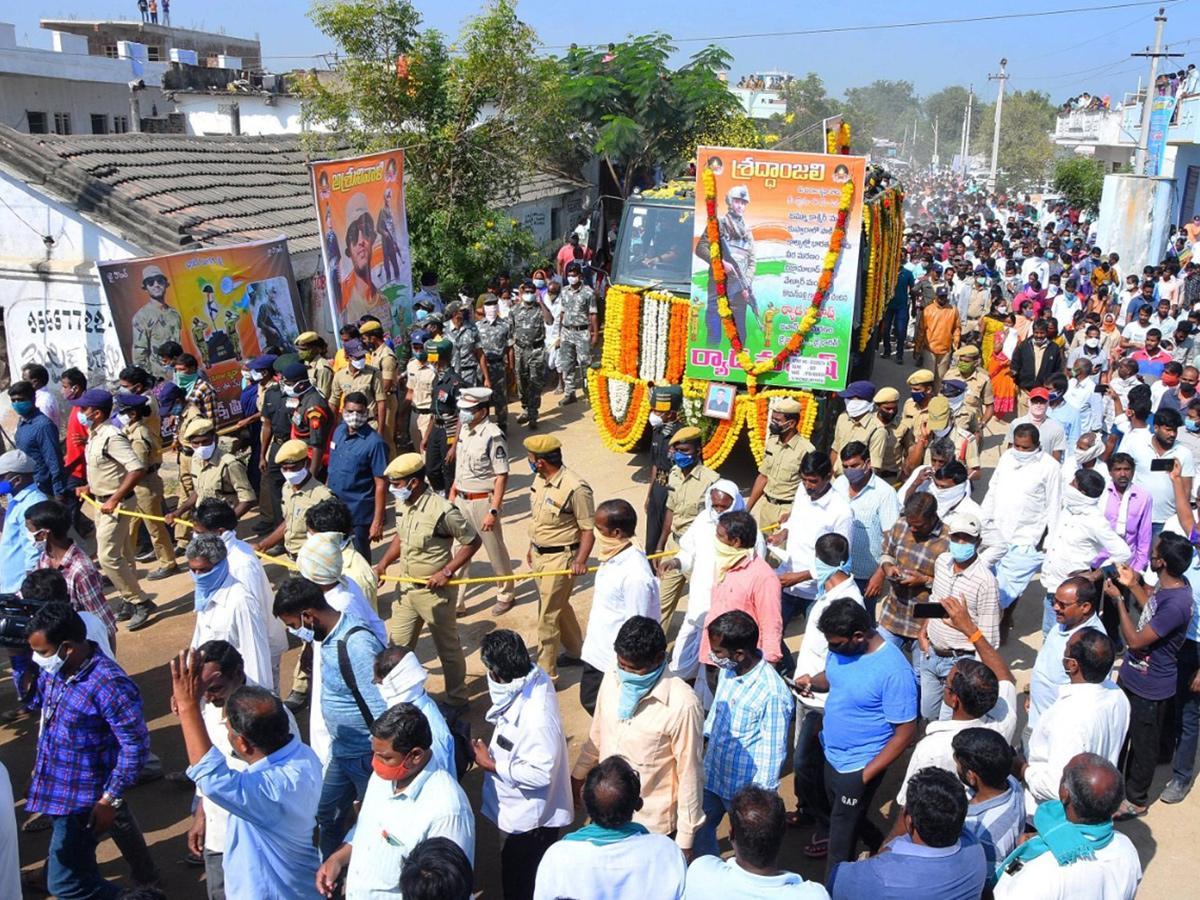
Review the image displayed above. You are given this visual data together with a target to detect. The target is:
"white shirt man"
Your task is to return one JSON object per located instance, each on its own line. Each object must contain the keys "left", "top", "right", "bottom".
{"left": 34, "top": 384, "right": 60, "bottom": 429}
{"left": 1023, "top": 680, "right": 1130, "bottom": 815}
{"left": 992, "top": 829, "right": 1142, "bottom": 900}
{"left": 1003, "top": 414, "right": 1068, "bottom": 459}
{"left": 534, "top": 825, "right": 685, "bottom": 900}
{"left": 1123, "top": 426, "right": 1196, "bottom": 525}
{"left": 481, "top": 666, "right": 574, "bottom": 839}
{"left": 777, "top": 485, "right": 853, "bottom": 603}
{"left": 580, "top": 544, "right": 660, "bottom": 674}
{"left": 375, "top": 651, "right": 456, "bottom": 775}
{"left": 218, "top": 528, "right": 288, "bottom": 692}
{"left": 1039, "top": 484, "right": 1132, "bottom": 600}
{"left": 1064, "top": 372, "right": 1106, "bottom": 432}
{"left": 191, "top": 573, "right": 273, "bottom": 691}
{"left": 0, "top": 762, "right": 17, "bottom": 900}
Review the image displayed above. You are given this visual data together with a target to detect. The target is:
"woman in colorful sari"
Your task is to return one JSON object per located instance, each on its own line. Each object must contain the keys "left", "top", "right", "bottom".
{"left": 985, "top": 307, "right": 1019, "bottom": 418}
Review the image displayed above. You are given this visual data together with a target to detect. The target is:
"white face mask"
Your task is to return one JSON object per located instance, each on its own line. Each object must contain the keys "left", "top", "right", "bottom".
{"left": 31, "top": 645, "right": 67, "bottom": 676}
{"left": 1010, "top": 447, "right": 1041, "bottom": 464}
{"left": 648, "top": 412, "right": 665, "bottom": 428}
{"left": 283, "top": 468, "right": 308, "bottom": 486}
{"left": 391, "top": 485, "right": 412, "bottom": 502}
{"left": 350, "top": 357, "right": 366, "bottom": 371}
{"left": 248, "top": 369, "right": 264, "bottom": 382}
{"left": 114, "top": 412, "right": 131, "bottom": 430}
{"left": 567, "top": 275, "right": 580, "bottom": 286}
{"left": 195, "top": 442, "right": 217, "bottom": 460}
{"left": 287, "top": 625, "right": 314, "bottom": 643}
{"left": 845, "top": 398, "right": 874, "bottom": 419}
{"left": 484, "top": 305, "right": 498, "bottom": 322}
{"left": 282, "top": 383, "right": 299, "bottom": 398}
{"left": 1085, "top": 338, "right": 1100, "bottom": 349}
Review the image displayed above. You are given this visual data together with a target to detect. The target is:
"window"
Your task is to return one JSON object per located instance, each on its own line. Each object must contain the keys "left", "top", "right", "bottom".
{"left": 26, "top": 111, "right": 48, "bottom": 134}
{"left": 103, "top": 44, "right": 119, "bottom": 58}
{"left": 90, "top": 114, "right": 109, "bottom": 135}
{"left": 54, "top": 113, "right": 72, "bottom": 135}
{"left": 147, "top": 45, "right": 162, "bottom": 62}
{"left": 113, "top": 116, "right": 129, "bottom": 134}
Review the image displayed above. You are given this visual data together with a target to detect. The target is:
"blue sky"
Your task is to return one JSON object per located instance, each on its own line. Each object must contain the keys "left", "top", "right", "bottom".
{"left": 13, "top": 0, "right": 1200, "bottom": 103}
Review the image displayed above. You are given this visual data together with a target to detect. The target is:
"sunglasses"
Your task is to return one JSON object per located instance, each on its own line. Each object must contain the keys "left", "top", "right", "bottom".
{"left": 143, "top": 276, "right": 168, "bottom": 287}
{"left": 346, "top": 213, "right": 375, "bottom": 245}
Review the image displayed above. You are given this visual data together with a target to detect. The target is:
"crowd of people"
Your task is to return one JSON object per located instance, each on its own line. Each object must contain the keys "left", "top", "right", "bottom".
{"left": 0, "top": 183, "right": 1195, "bottom": 900}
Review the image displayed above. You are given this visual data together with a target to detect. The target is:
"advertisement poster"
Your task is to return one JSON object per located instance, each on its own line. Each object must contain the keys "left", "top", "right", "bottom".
{"left": 1147, "top": 95, "right": 1176, "bottom": 178}
{"left": 96, "top": 237, "right": 304, "bottom": 422}
{"left": 311, "top": 149, "right": 412, "bottom": 338}
{"left": 686, "top": 146, "right": 865, "bottom": 391}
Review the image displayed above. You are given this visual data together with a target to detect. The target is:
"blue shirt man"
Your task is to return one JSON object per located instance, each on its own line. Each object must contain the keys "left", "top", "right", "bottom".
{"left": 0, "top": 452, "right": 49, "bottom": 593}
{"left": 320, "top": 612, "right": 388, "bottom": 759}
{"left": 14, "top": 402, "right": 65, "bottom": 499}
{"left": 325, "top": 414, "right": 388, "bottom": 561}
{"left": 1047, "top": 395, "right": 1082, "bottom": 455}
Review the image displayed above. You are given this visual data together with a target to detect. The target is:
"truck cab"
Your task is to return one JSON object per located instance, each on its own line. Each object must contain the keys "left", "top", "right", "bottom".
{"left": 609, "top": 183, "right": 696, "bottom": 295}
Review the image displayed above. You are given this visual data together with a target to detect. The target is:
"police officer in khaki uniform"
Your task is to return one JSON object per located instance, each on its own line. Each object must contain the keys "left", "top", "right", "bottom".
{"left": 654, "top": 426, "right": 718, "bottom": 632}
{"left": 896, "top": 368, "right": 937, "bottom": 469}
{"left": 167, "top": 418, "right": 257, "bottom": 525}
{"left": 251, "top": 439, "right": 334, "bottom": 559}
{"left": 905, "top": 394, "right": 981, "bottom": 479}
{"left": 830, "top": 380, "right": 886, "bottom": 475}
{"left": 72, "top": 389, "right": 155, "bottom": 630}
{"left": 940, "top": 379, "right": 981, "bottom": 436}
{"left": 873, "top": 387, "right": 905, "bottom": 480}
{"left": 450, "top": 387, "right": 516, "bottom": 616}
{"left": 375, "top": 452, "right": 480, "bottom": 707}
{"left": 328, "top": 338, "right": 387, "bottom": 429}
{"left": 747, "top": 397, "right": 815, "bottom": 530}
{"left": 115, "top": 393, "right": 177, "bottom": 582}
{"left": 524, "top": 435, "right": 595, "bottom": 679}
{"left": 953, "top": 344, "right": 995, "bottom": 431}
{"left": 404, "top": 329, "right": 436, "bottom": 453}
{"left": 359, "top": 319, "right": 400, "bottom": 455}
{"left": 296, "top": 331, "right": 335, "bottom": 400}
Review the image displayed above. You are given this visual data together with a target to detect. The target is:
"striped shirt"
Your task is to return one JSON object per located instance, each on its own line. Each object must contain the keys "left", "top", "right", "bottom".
{"left": 878, "top": 520, "right": 951, "bottom": 639}
{"left": 926, "top": 553, "right": 1002, "bottom": 650}
{"left": 834, "top": 473, "right": 902, "bottom": 580}
{"left": 703, "top": 657, "right": 793, "bottom": 800}
{"left": 962, "top": 777, "right": 1026, "bottom": 876}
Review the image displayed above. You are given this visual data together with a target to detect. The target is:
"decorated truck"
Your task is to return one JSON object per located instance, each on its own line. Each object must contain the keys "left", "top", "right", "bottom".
{"left": 590, "top": 134, "right": 906, "bottom": 465}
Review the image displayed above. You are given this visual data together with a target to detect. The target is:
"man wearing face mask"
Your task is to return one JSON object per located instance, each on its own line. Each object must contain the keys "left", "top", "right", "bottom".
{"left": 187, "top": 640, "right": 301, "bottom": 900}
{"left": 403, "top": 328, "right": 436, "bottom": 452}
{"left": 980, "top": 423, "right": 1062, "bottom": 639}
{"left": 376, "top": 453, "right": 479, "bottom": 707}
{"left": 0, "top": 450, "right": 49, "bottom": 596}
{"left": 1003, "top": 387, "right": 1067, "bottom": 463}
{"left": 113, "top": 393, "right": 178, "bottom": 580}
{"left": 952, "top": 346, "right": 995, "bottom": 431}
{"left": 747, "top": 397, "right": 815, "bottom": 530}
{"left": 168, "top": 419, "right": 257, "bottom": 538}
{"left": 372, "top": 646, "right": 455, "bottom": 773}
{"left": 524, "top": 435, "right": 596, "bottom": 678}
{"left": 251, "top": 440, "right": 334, "bottom": 560}
{"left": 655, "top": 428, "right": 719, "bottom": 634}
{"left": 324, "top": 701, "right": 475, "bottom": 898}
{"left": 257, "top": 355, "right": 294, "bottom": 534}
{"left": 475, "top": 629, "right": 572, "bottom": 899}
{"left": 477, "top": 294, "right": 514, "bottom": 431}
{"left": 10, "top": 381, "right": 65, "bottom": 504}
{"left": 450, "top": 387, "right": 516, "bottom": 615}
{"left": 873, "top": 387, "right": 905, "bottom": 479}
{"left": 645, "top": 386, "right": 684, "bottom": 556}
{"left": 915, "top": 285, "right": 962, "bottom": 390}
{"left": 329, "top": 339, "right": 386, "bottom": 430}
{"left": 443, "top": 300, "right": 485, "bottom": 388}
{"left": 280, "top": 361, "right": 334, "bottom": 481}
{"left": 557, "top": 261, "right": 599, "bottom": 407}
{"left": 295, "top": 332, "right": 335, "bottom": 401}
{"left": 172, "top": 352, "right": 218, "bottom": 517}
{"left": 895, "top": 369, "right": 937, "bottom": 467}
{"left": 171, "top": 646, "right": 322, "bottom": 900}
{"left": 1068, "top": 323, "right": 1110, "bottom": 375}
{"left": 421, "top": 338, "right": 465, "bottom": 496}
{"left": 73, "top": 388, "right": 157, "bottom": 630}
{"left": 414, "top": 270, "right": 445, "bottom": 314}
{"left": 323, "top": 392, "right": 388, "bottom": 562}
{"left": 830, "top": 381, "right": 885, "bottom": 476}
{"left": 357, "top": 320, "right": 400, "bottom": 455}
{"left": 512, "top": 279, "right": 553, "bottom": 430}
{"left": 184, "top": 529, "right": 272, "bottom": 679}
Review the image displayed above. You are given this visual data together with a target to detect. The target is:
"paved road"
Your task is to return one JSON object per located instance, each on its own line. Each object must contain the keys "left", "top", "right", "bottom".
{"left": 0, "top": 359, "right": 1189, "bottom": 896}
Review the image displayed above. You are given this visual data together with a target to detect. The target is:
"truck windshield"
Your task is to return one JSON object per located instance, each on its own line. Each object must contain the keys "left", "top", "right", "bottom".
{"left": 613, "top": 204, "right": 696, "bottom": 292}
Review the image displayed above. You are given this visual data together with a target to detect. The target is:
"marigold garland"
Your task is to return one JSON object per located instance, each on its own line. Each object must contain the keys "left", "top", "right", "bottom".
{"left": 588, "top": 369, "right": 651, "bottom": 452}
{"left": 856, "top": 185, "right": 906, "bottom": 351}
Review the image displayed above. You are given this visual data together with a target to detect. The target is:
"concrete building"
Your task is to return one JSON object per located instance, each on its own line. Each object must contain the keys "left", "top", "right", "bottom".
{"left": 0, "top": 18, "right": 260, "bottom": 136}
{"left": 1052, "top": 106, "right": 1135, "bottom": 172}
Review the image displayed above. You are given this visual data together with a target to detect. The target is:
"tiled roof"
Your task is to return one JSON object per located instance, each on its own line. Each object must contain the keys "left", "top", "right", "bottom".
{"left": 0, "top": 128, "right": 345, "bottom": 256}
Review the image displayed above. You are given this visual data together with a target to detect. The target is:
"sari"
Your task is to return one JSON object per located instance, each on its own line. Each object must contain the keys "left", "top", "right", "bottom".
{"left": 986, "top": 321, "right": 1018, "bottom": 416}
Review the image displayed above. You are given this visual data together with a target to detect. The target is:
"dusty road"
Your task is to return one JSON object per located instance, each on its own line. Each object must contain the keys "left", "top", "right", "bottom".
{"left": 0, "top": 358, "right": 1190, "bottom": 897}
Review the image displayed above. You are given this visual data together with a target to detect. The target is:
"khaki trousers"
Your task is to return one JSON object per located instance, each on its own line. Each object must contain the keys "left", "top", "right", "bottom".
{"left": 381, "top": 395, "right": 398, "bottom": 458}
{"left": 388, "top": 582, "right": 469, "bottom": 706}
{"left": 532, "top": 548, "right": 582, "bottom": 678}
{"left": 454, "top": 495, "right": 516, "bottom": 607}
{"left": 175, "top": 459, "right": 195, "bottom": 550}
{"left": 753, "top": 497, "right": 789, "bottom": 532}
{"left": 126, "top": 473, "right": 175, "bottom": 568}
{"left": 658, "top": 533, "right": 687, "bottom": 636}
{"left": 931, "top": 351, "right": 952, "bottom": 392}
{"left": 92, "top": 495, "right": 147, "bottom": 603}
{"left": 410, "top": 411, "right": 433, "bottom": 454}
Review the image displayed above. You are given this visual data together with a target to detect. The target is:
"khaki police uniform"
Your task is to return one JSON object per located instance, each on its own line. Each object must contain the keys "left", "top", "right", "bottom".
{"left": 659, "top": 461, "right": 719, "bottom": 630}
{"left": 371, "top": 341, "right": 401, "bottom": 455}
{"left": 192, "top": 447, "right": 257, "bottom": 508}
{"left": 754, "top": 432, "right": 814, "bottom": 530}
{"left": 831, "top": 412, "right": 886, "bottom": 475}
{"left": 528, "top": 465, "right": 595, "bottom": 678}
{"left": 282, "top": 476, "right": 334, "bottom": 557}
{"left": 307, "top": 356, "right": 335, "bottom": 401}
{"left": 123, "top": 420, "right": 175, "bottom": 570}
{"left": 896, "top": 398, "right": 932, "bottom": 463}
{"left": 406, "top": 358, "right": 436, "bottom": 451}
{"left": 961, "top": 367, "right": 994, "bottom": 426}
{"left": 389, "top": 489, "right": 476, "bottom": 706}
{"left": 329, "top": 364, "right": 387, "bottom": 426}
{"left": 85, "top": 422, "right": 149, "bottom": 604}
{"left": 453, "top": 417, "right": 515, "bottom": 610}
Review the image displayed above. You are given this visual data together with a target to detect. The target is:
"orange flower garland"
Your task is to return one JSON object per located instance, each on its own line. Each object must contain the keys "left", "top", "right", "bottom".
{"left": 665, "top": 297, "right": 690, "bottom": 382}
{"left": 621, "top": 291, "right": 642, "bottom": 377}
{"left": 588, "top": 369, "right": 651, "bottom": 452}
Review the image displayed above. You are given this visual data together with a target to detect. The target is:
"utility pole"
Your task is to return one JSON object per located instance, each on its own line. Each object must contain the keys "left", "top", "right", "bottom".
{"left": 933, "top": 115, "right": 940, "bottom": 170}
{"left": 1132, "top": 8, "right": 1182, "bottom": 175}
{"left": 963, "top": 86, "right": 973, "bottom": 176}
{"left": 988, "top": 59, "right": 1007, "bottom": 189}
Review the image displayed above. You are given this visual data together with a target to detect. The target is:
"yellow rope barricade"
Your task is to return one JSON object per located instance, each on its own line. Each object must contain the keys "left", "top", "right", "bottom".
{"left": 81, "top": 493, "right": 781, "bottom": 588}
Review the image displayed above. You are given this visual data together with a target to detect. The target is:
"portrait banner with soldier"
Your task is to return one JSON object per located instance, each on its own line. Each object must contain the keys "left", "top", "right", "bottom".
{"left": 311, "top": 149, "right": 412, "bottom": 339}
{"left": 687, "top": 146, "right": 865, "bottom": 391}
{"left": 96, "top": 236, "right": 305, "bottom": 422}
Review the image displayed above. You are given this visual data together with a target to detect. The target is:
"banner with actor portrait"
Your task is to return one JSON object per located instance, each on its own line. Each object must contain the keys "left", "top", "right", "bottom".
{"left": 311, "top": 149, "right": 412, "bottom": 338}
{"left": 96, "top": 237, "right": 305, "bottom": 421}
{"left": 687, "top": 146, "right": 866, "bottom": 391}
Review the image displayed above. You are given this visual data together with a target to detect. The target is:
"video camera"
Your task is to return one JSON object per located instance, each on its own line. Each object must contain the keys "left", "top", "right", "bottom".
{"left": 0, "top": 593, "right": 36, "bottom": 650}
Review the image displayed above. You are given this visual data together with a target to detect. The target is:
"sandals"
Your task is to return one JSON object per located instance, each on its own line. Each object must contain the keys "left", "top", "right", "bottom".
{"left": 491, "top": 600, "right": 515, "bottom": 617}
{"left": 803, "top": 836, "right": 830, "bottom": 858}
{"left": 1113, "top": 800, "right": 1148, "bottom": 821}
{"left": 784, "top": 808, "right": 814, "bottom": 828}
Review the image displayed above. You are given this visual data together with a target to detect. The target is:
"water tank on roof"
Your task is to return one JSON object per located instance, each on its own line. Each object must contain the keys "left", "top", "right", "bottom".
{"left": 170, "top": 48, "right": 199, "bottom": 65}
{"left": 217, "top": 55, "right": 242, "bottom": 70}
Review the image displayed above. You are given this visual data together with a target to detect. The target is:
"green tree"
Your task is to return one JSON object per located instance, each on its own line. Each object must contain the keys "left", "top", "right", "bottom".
{"left": 842, "top": 79, "right": 920, "bottom": 150}
{"left": 767, "top": 72, "right": 840, "bottom": 153}
{"left": 921, "top": 85, "right": 981, "bottom": 165}
{"left": 1052, "top": 156, "right": 1107, "bottom": 214}
{"left": 975, "top": 89, "right": 1057, "bottom": 190}
{"left": 558, "top": 34, "right": 739, "bottom": 194}
{"left": 301, "top": 0, "right": 561, "bottom": 286}
{"left": 692, "top": 106, "right": 764, "bottom": 154}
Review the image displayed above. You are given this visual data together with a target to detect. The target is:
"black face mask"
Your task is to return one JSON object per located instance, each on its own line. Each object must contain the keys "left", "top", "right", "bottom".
{"left": 768, "top": 421, "right": 788, "bottom": 436}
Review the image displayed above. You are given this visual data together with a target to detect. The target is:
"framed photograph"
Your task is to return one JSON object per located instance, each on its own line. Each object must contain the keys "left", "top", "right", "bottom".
{"left": 704, "top": 382, "right": 735, "bottom": 420}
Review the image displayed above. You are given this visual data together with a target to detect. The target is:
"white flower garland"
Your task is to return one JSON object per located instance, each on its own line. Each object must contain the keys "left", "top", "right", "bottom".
{"left": 609, "top": 378, "right": 632, "bottom": 420}
{"left": 638, "top": 296, "right": 671, "bottom": 382}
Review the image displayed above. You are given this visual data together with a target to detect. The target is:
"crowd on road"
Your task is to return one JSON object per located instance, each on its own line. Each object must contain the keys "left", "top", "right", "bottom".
{"left": 0, "top": 174, "right": 1196, "bottom": 900}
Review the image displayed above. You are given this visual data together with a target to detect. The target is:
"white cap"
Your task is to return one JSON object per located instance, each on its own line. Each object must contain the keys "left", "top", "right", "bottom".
{"left": 457, "top": 386, "right": 493, "bottom": 411}
{"left": 944, "top": 509, "right": 982, "bottom": 538}
{"left": 0, "top": 449, "right": 35, "bottom": 475}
